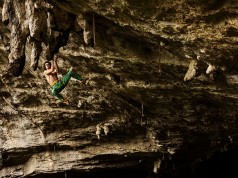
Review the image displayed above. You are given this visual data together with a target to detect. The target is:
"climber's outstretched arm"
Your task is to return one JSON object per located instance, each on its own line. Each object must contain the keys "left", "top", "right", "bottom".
{"left": 53, "top": 55, "right": 59, "bottom": 73}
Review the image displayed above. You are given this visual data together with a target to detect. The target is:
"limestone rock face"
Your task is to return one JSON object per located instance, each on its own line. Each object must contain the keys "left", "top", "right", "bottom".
{"left": 1, "top": 0, "right": 238, "bottom": 177}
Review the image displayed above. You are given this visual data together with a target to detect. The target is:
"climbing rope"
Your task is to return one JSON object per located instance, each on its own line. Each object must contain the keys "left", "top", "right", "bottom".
{"left": 158, "top": 45, "right": 162, "bottom": 76}
{"left": 140, "top": 101, "right": 144, "bottom": 125}
{"left": 93, "top": 14, "right": 96, "bottom": 47}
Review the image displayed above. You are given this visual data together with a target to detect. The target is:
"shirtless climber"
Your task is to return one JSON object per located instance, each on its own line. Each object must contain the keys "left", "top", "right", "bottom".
{"left": 43, "top": 54, "right": 89, "bottom": 105}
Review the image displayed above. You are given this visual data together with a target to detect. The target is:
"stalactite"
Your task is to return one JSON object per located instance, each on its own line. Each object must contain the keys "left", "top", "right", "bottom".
{"left": 30, "top": 38, "right": 42, "bottom": 71}
{"left": 184, "top": 59, "right": 198, "bottom": 81}
{"left": 2, "top": 0, "right": 10, "bottom": 26}
{"left": 2, "top": 0, "right": 75, "bottom": 76}
{"left": 82, "top": 16, "right": 93, "bottom": 46}
{"left": 3, "top": 0, "right": 29, "bottom": 76}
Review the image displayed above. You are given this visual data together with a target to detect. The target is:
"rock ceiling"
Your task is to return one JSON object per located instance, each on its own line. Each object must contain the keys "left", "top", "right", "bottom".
{"left": 0, "top": 0, "right": 238, "bottom": 177}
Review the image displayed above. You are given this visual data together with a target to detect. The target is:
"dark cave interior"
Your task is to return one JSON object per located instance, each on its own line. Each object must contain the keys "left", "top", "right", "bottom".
{"left": 26, "top": 147, "right": 238, "bottom": 178}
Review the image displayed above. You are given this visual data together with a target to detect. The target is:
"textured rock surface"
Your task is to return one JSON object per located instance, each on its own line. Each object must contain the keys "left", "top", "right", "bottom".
{"left": 1, "top": 0, "right": 238, "bottom": 177}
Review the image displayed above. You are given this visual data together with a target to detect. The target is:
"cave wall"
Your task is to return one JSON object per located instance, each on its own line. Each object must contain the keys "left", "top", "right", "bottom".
{"left": 1, "top": 0, "right": 238, "bottom": 177}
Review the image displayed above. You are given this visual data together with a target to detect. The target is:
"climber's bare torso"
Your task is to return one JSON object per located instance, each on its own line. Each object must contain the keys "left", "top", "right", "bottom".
{"left": 44, "top": 68, "right": 58, "bottom": 86}
{"left": 43, "top": 58, "right": 59, "bottom": 86}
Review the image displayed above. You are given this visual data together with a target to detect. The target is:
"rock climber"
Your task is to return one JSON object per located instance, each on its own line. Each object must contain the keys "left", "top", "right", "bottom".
{"left": 43, "top": 54, "right": 89, "bottom": 105}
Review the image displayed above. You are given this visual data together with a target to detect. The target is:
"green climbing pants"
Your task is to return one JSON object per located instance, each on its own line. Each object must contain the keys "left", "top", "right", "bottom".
{"left": 52, "top": 70, "right": 82, "bottom": 100}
